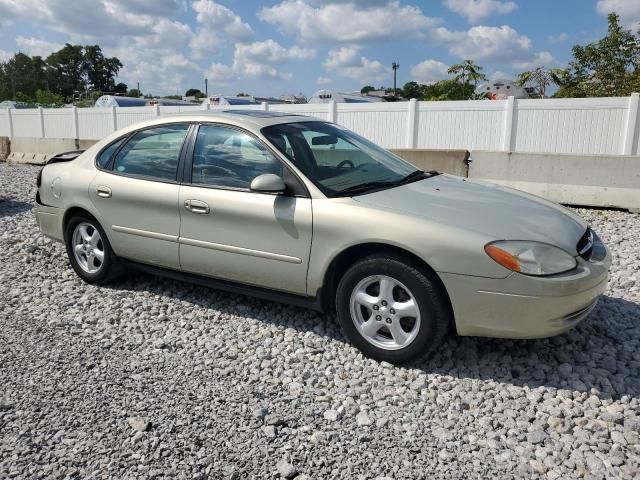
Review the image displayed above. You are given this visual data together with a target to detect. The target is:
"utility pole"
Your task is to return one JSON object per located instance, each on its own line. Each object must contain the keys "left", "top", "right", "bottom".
{"left": 137, "top": 82, "right": 140, "bottom": 97}
{"left": 205, "top": 78, "right": 208, "bottom": 97}
{"left": 392, "top": 62, "right": 400, "bottom": 96}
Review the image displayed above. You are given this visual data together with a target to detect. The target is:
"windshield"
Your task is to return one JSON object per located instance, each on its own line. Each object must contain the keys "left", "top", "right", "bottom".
{"left": 261, "top": 121, "right": 419, "bottom": 197}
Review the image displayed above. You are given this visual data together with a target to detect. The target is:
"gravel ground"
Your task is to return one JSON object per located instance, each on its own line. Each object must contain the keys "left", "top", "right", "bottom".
{"left": 1, "top": 163, "right": 639, "bottom": 480}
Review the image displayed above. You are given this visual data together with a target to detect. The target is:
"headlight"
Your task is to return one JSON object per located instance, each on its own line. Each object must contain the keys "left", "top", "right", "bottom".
{"left": 485, "top": 241, "right": 577, "bottom": 276}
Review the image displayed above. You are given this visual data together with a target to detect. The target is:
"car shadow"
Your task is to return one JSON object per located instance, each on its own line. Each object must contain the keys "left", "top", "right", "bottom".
{"left": 107, "top": 272, "right": 640, "bottom": 402}
{"left": 410, "top": 294, "right": 640, "bottom": 401}
{"left": 0, "top": 198, "right": 32, "bottom": 217}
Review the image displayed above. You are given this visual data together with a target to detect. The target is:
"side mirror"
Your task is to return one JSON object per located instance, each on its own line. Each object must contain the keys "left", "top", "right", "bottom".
{"left": 250, "top": 174, "right": 286, "bottom": 193}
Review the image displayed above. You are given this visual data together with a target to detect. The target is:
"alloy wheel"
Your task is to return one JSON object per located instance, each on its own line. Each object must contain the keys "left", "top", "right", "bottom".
{"left": 71, "top": 222, "right": 105, "bottom": 274}
{"left": 349, "top": 274, "right": 421, "bottom": 350}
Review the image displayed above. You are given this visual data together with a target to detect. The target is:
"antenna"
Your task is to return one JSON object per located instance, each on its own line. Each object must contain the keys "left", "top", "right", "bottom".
{"left": 392, "top": 62, "right": 400, "bottom": 96}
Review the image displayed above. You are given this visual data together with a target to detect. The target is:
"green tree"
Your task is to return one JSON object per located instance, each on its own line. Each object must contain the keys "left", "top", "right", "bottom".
{"left": 0, "top": 44, "right": 123, "bottom": 102}
{"left": 46, "top": 44, "right": 86, "bottom": 99}
{"left": 35, "top": 89, "right": 64, "bottom": 106}
{"left": 127, "top": 88, "right": 142, "bottom": 97}
{"left": 83, "top": 45, "right": 122, "bottom": 92}
{"left": 447, "top": 60, "right": 487, "bottom": 99}
{"left": 0, "top": 53, "right": 47, "bottom": 101}
{"left": 401, "top": 81, "right": 424, "bottom": 99}
{"left": 516, "top": 66, "right": 565, "bottom": 98}
{"left": 554, "top": 13, "right": 640, "bottom": 97}
{"left": 114, "top": 82, "right": 128, "bottom": 94}
{"left": 360, "top": 85, "right": 375, "bottom": 95}
{"left": 421, "top": 79, "right": 472, "bottom": 101}
{"left": 185, "top": 88, "right": 205, "bottom": 98}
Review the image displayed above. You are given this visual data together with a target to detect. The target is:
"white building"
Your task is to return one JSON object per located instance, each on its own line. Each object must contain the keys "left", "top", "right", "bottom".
{"left": 475, "top": 79, "right": 530, "bottom": 100}
{"left": 308, "top": 90, "right": 385, "bottom": 104}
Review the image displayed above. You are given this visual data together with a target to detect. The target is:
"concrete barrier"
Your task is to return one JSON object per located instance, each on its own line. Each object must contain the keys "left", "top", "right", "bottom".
{"left": 0, "top": 137, "right": 9, "bottom": 162}
{"left": 6, "top": 137, "right": 98, "bottom": 165}
{"left": 469, "top": 151, "right": 640, "bottom": 212}
{"left": 390, "top": 149, "right": 469, "bottom": 177}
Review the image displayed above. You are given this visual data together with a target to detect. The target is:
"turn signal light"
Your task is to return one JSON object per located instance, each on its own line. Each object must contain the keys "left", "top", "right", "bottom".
{"left": 485, "top": 244, "right": 521, "bottom": 272}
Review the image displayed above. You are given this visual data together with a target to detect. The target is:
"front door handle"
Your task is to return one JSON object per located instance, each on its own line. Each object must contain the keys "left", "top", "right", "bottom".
{"left": 184, "top": 199, "right": 210, "bottom": 214}
{"left": 96, "top": 185, "right": 112, "bottom": 198}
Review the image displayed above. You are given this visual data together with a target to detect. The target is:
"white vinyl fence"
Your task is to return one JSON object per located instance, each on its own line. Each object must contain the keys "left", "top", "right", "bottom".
{"left": 2, "top": 94, "right": 640, "bottom": 155}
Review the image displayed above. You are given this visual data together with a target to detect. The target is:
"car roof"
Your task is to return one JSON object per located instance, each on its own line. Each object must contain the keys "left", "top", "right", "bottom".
{"left": 162, "top": 109, "right": 323, "bottom": 129}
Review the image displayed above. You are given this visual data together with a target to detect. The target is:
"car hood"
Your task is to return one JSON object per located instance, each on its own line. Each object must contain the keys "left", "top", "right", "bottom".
{"left": 352, "top": 174, "right": 587, "bottom": 254}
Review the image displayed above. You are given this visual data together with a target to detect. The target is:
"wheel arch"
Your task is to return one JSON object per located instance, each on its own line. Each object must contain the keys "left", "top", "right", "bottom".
{"left": 62, "top": 206, "right": 106, "bottom": 243}
{"left": 319, "top": 242, "right": 456, "bottom": 331}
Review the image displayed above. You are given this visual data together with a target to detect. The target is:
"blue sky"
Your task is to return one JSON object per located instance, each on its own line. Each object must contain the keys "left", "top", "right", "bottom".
{"left": 0, "top": 0, "right": 638, "bottom": 97}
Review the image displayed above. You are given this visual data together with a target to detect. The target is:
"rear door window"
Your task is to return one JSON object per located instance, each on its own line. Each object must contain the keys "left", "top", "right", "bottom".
{"left": 112, "top": 124, "right": 190, "bottom": 181}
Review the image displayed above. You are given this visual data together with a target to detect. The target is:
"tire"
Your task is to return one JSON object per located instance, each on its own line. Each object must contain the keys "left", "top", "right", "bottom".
{"left": 64, "top": 214, "right": 121, "bottom": 284}
{"left": 336, "top": 255, "right": 450, "bottom": 364}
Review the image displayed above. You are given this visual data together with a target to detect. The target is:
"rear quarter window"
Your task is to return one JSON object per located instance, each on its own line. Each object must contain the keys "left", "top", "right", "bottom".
{"left": 97, "top": 137, "right": 126, "bottom": 169}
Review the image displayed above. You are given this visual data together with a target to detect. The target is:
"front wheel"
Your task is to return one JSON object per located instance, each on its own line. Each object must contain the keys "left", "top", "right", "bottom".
{"left": 64, "top": 215, "right": 121, "bottom": 284}
{"left": 336, "top": 255, "right": 450, "bottom": 364}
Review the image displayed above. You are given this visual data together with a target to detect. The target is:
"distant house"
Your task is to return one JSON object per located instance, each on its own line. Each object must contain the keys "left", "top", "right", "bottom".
{"left": 147, "top": 98, "right": 199, "bottom": 107}
{"left": 0, "top": 100, "right": 28, "bottom": 109}
{"left": 201, "top": 94, "right": 286, "bottom": 106}
{"left": 363, "top": 90, "right": 406, "bottom": 102}
{"left": 308, "top": 90, "right": 385, "bottom": 104}
{"left": 95, "top": 95, "right": 200, "bottom": 108}
{"left": 475, "top": 79, "right": 530, "bottom": 99}
{"left": 279, "top": 94, "right": 308, "bottom": 104}
{"left": 94, "top": 95, "right": 147, "bottom": 107}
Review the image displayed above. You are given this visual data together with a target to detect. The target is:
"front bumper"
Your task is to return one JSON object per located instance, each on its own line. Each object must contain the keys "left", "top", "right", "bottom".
{"left": 440, "top": 250, "right": 611, "bottom": 339}
{"left": 34, "top": 197, "right": 64, "bottom": 242}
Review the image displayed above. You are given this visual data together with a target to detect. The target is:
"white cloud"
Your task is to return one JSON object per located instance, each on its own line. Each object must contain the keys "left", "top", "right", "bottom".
{"left": 235, "top": 40, "right": 314, "bottom": 65}
{"left": 489, "top": 70, "right": 507, "bottom": 80}
{"left": 104, "top": 0, "right": 183, "bottom": 16}
{"left": 410, "top": 59, "right": 450, "bottom": 84}
{"left": 513, "top": 51, "right": 554, "bottom": 70}
{"left": 111, "top": 45, "right": 199, "bottom": 94}
{"left": 206, "top": 39, "right": 314, "bottom": 84}
{"left": 15, "top": 36, "right": 62, "bottom": 57}
{"left": 316, "top": 76, "right": 332, "bottom": 85}
{"left": 206, "top": 63, "right": 237, "bottom": 83}
{"left": 190, "top": 0, "right": 254, "bottom": 59}
{"left": 433, "top": 24, "right": 553, "bottom": 72}
{"left": 128, "top": 18, "right": 193, "bottom": 49}
{"left": 443, "top": 0, "right": 518, "bottom": 23}
{"left": 259, "top": 0, "right": 439, "bottom": 44}
{"left": 0, "top": 49, "right": 11, "bottom": 62}
{"left": 548, "top": 33, "right": 568, "bottom": 44}
{"left": 323, "top": 47, "right": 387, "bottom": 82}
{"left": 597, "top": 0, "right": 640, "bottom": 28}
{"left": 435, "top": 25, "right": 530, "bottom": 63}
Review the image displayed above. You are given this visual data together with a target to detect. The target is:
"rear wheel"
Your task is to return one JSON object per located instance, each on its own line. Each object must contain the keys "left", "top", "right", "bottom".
{"left": 65, "top": 215, "right": 121, "bottom": 284}
{"left": 336, "top": 255, "right": 450, "bottom": 363}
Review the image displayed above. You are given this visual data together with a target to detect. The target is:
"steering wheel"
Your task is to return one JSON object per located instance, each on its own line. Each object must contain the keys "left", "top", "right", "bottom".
{"left": 337, "top": 160, "right": 355, "bottom": 169}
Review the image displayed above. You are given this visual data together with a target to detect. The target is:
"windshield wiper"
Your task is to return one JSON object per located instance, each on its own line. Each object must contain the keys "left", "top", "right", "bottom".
{"left": 396, "top": 170, "right": 439, "bottom": 186}
{"left": 334, "top": 170, "right": 440, "bottom": 197}
{"left": 333, "top": 180, "right": 396, "bottom": 197}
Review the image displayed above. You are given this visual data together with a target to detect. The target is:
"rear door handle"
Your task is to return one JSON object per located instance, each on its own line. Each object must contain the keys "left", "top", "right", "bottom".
{"left": 96, "top": 185, "right": 112, "bottom": 198}
{"left": 184, "top": 199, "right": 210, "bottom": 214}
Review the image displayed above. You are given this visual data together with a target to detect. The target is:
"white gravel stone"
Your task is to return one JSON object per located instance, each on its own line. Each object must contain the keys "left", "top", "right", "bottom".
{"left": 127, "top": 417, "right": 150, "bottom": 432}
{"left": 323, "top": 409, "right": 342, "bottom": 422}
{"left": 1, "top": 164, "right": 639, "bottom": 479}
{"left": 356, "top": 411, "right": 372, "bottom": 427}
{"left": 276, "top": 459, "right": 297, "bottom": 479}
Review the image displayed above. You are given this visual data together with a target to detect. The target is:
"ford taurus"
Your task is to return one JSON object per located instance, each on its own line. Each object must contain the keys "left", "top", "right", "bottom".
{"left": 34, "top": 111, "right": 610, "bottom": 363}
